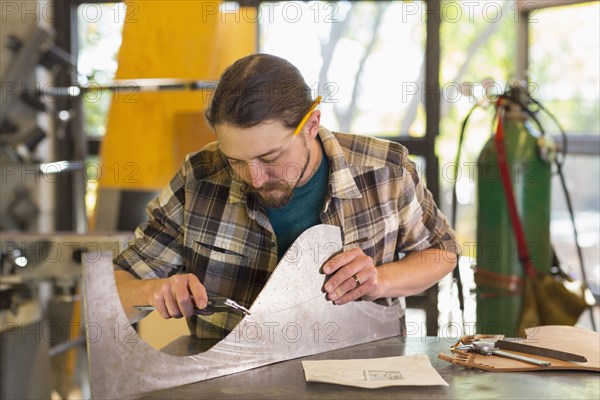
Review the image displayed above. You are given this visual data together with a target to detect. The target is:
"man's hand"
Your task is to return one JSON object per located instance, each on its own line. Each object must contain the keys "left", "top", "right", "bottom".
{"left": 114, "top": 270, "right": 208, "bottom": 321}
{"left": 321, "top": 247, "right": 458, "bottom": 306}
{"left": 144, "top": 273, "right": 209, "bottom": 319}
{"left": 322, "top": 248, "right": 381, "bottom": 305}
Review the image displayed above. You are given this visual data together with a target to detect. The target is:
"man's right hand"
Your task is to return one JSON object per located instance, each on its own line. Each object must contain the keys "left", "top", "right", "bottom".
{"left": 144, "top": 273, "right": 208, "bottom": 319}
{"left": 114, "top": 270, "right": 208, "bottom": 321}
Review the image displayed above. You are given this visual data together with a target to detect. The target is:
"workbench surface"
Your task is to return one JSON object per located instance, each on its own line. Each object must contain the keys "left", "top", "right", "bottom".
{"left": 139, "top": 336, "right": 599, "bottom": 399}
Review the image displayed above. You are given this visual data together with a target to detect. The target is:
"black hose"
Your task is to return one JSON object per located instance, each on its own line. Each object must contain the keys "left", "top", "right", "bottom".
{"left": 451, "top": 103, "right": 479, "bottom": 329}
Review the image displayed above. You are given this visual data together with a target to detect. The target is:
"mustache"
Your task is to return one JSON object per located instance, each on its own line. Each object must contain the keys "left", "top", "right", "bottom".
{"left": 242, "top": 180, "right": 290, "bottom": 194}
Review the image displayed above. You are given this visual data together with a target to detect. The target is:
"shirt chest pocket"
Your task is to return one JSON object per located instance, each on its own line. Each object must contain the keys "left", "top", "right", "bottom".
{"left": 190, "top": 240, "right": 248, "bottom": 288}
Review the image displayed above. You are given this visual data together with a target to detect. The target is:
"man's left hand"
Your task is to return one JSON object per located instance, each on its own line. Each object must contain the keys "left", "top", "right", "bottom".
{"left": 322, "top": 247, "right": 381, "bottom": 305}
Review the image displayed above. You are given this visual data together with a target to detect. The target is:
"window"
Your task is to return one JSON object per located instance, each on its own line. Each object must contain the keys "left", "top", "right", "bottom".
{"left": 530, "top": 2, "right": 600, "bottom": 302}
{"left": 529, "top": 2, "right": 600, "bottom": 137}
{"left": 259, "top": 1, "right": 427, "bottom": 137}
{"left": 76, "top": 2, "right": 126, "bottom": 218}
{"left": 438, "top": 0, "right": 518, "bottom": 254}
{"left": 436, "top": 1, "right": 600, "bottom": 330}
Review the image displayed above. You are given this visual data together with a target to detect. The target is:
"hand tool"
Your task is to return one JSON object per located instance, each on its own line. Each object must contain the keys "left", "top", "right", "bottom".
{"left": 455, "top": 340, "right": 551, "bottom": 367}
{"left": 495, "top": 339, "right": 587, "bottom": 362}
{"left": 134, "top": 296, "right": 251, "bottom": 316}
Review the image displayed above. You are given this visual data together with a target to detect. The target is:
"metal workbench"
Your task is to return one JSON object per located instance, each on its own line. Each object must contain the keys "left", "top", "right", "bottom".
{"left": 139, "top": 336, "right": 600, "bottom": 399}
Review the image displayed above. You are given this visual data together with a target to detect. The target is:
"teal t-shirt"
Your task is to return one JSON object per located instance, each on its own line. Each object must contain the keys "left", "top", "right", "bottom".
{"left": 266, "top": 151, "right": 329, "bottom": 260}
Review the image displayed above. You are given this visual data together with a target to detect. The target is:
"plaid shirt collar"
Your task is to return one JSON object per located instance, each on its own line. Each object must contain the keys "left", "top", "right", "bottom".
{"left": 226, "top": 126, "right": 362, "bottom": 207}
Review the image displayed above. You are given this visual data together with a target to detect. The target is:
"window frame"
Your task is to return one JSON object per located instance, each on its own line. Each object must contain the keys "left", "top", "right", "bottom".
{"left": 517, "top": 0, "right": 600, "bottom": 155}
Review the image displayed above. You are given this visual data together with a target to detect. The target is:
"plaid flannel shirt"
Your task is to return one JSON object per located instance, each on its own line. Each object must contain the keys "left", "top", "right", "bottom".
{"left": 114, "top": 127, "right": 458, "bottom": 339}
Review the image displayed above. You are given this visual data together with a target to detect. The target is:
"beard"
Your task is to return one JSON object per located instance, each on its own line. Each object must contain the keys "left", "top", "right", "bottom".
{"left": 247, "top": 144, "right": 311, "bottom": 209}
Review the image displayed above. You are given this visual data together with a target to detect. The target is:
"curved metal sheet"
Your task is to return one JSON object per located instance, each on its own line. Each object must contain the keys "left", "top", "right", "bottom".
{"left": 83, "top": 224, "right": 401, "bottom": 399}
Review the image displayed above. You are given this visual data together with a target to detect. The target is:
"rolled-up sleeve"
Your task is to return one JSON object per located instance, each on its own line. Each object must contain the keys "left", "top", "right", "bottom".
{"left": 395, "top": 154, "right": 460, "bottom": 256}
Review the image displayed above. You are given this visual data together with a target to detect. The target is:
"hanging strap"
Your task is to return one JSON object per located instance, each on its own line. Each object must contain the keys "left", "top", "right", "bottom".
{"left": 493, "top": 99, "right": 537, "bottom": 279}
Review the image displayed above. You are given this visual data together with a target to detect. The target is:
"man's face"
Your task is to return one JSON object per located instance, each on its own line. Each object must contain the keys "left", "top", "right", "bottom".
{"left": 215, "top": 120, "right": 312, "bottom": 208}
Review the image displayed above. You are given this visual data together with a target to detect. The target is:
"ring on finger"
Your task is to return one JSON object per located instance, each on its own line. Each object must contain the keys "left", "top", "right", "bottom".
{"left": 352, "top": 274, "right": 361, "bottom": 288}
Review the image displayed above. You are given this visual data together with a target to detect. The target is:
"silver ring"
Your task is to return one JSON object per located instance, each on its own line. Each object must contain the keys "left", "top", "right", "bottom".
{"left": 352, "top": 274, "right": 361, "bottom": 288}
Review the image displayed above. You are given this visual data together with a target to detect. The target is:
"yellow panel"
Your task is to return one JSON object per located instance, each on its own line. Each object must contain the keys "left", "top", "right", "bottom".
{"left": 99, "top": 1, "right": 256, "bottom": 190}
{"left": 138, "top": 311, "right": 190, "bottom": 351}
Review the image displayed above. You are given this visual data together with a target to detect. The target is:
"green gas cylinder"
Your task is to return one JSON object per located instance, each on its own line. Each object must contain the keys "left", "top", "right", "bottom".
{"left": 476, "top": 98, "right": 552, "bottom": 337}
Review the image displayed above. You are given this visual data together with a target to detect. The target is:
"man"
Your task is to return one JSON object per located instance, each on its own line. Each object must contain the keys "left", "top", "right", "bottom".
{"left": 114, "top": 54, "right": 458, "bottom": 339}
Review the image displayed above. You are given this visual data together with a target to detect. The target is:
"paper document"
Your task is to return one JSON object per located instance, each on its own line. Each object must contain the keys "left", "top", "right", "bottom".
{"left": 302, "top": 355, "right": 448, "bottom": 389}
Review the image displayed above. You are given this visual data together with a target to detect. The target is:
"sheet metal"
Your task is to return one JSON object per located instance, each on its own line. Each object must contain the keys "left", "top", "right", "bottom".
{"left": 83, "top": 224, "right": 401, "bottom": 399}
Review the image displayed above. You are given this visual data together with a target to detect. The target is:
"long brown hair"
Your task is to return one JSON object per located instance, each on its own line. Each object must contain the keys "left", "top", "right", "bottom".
{"left": 205, "top": 54, "right": 313, "bottom": 129}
